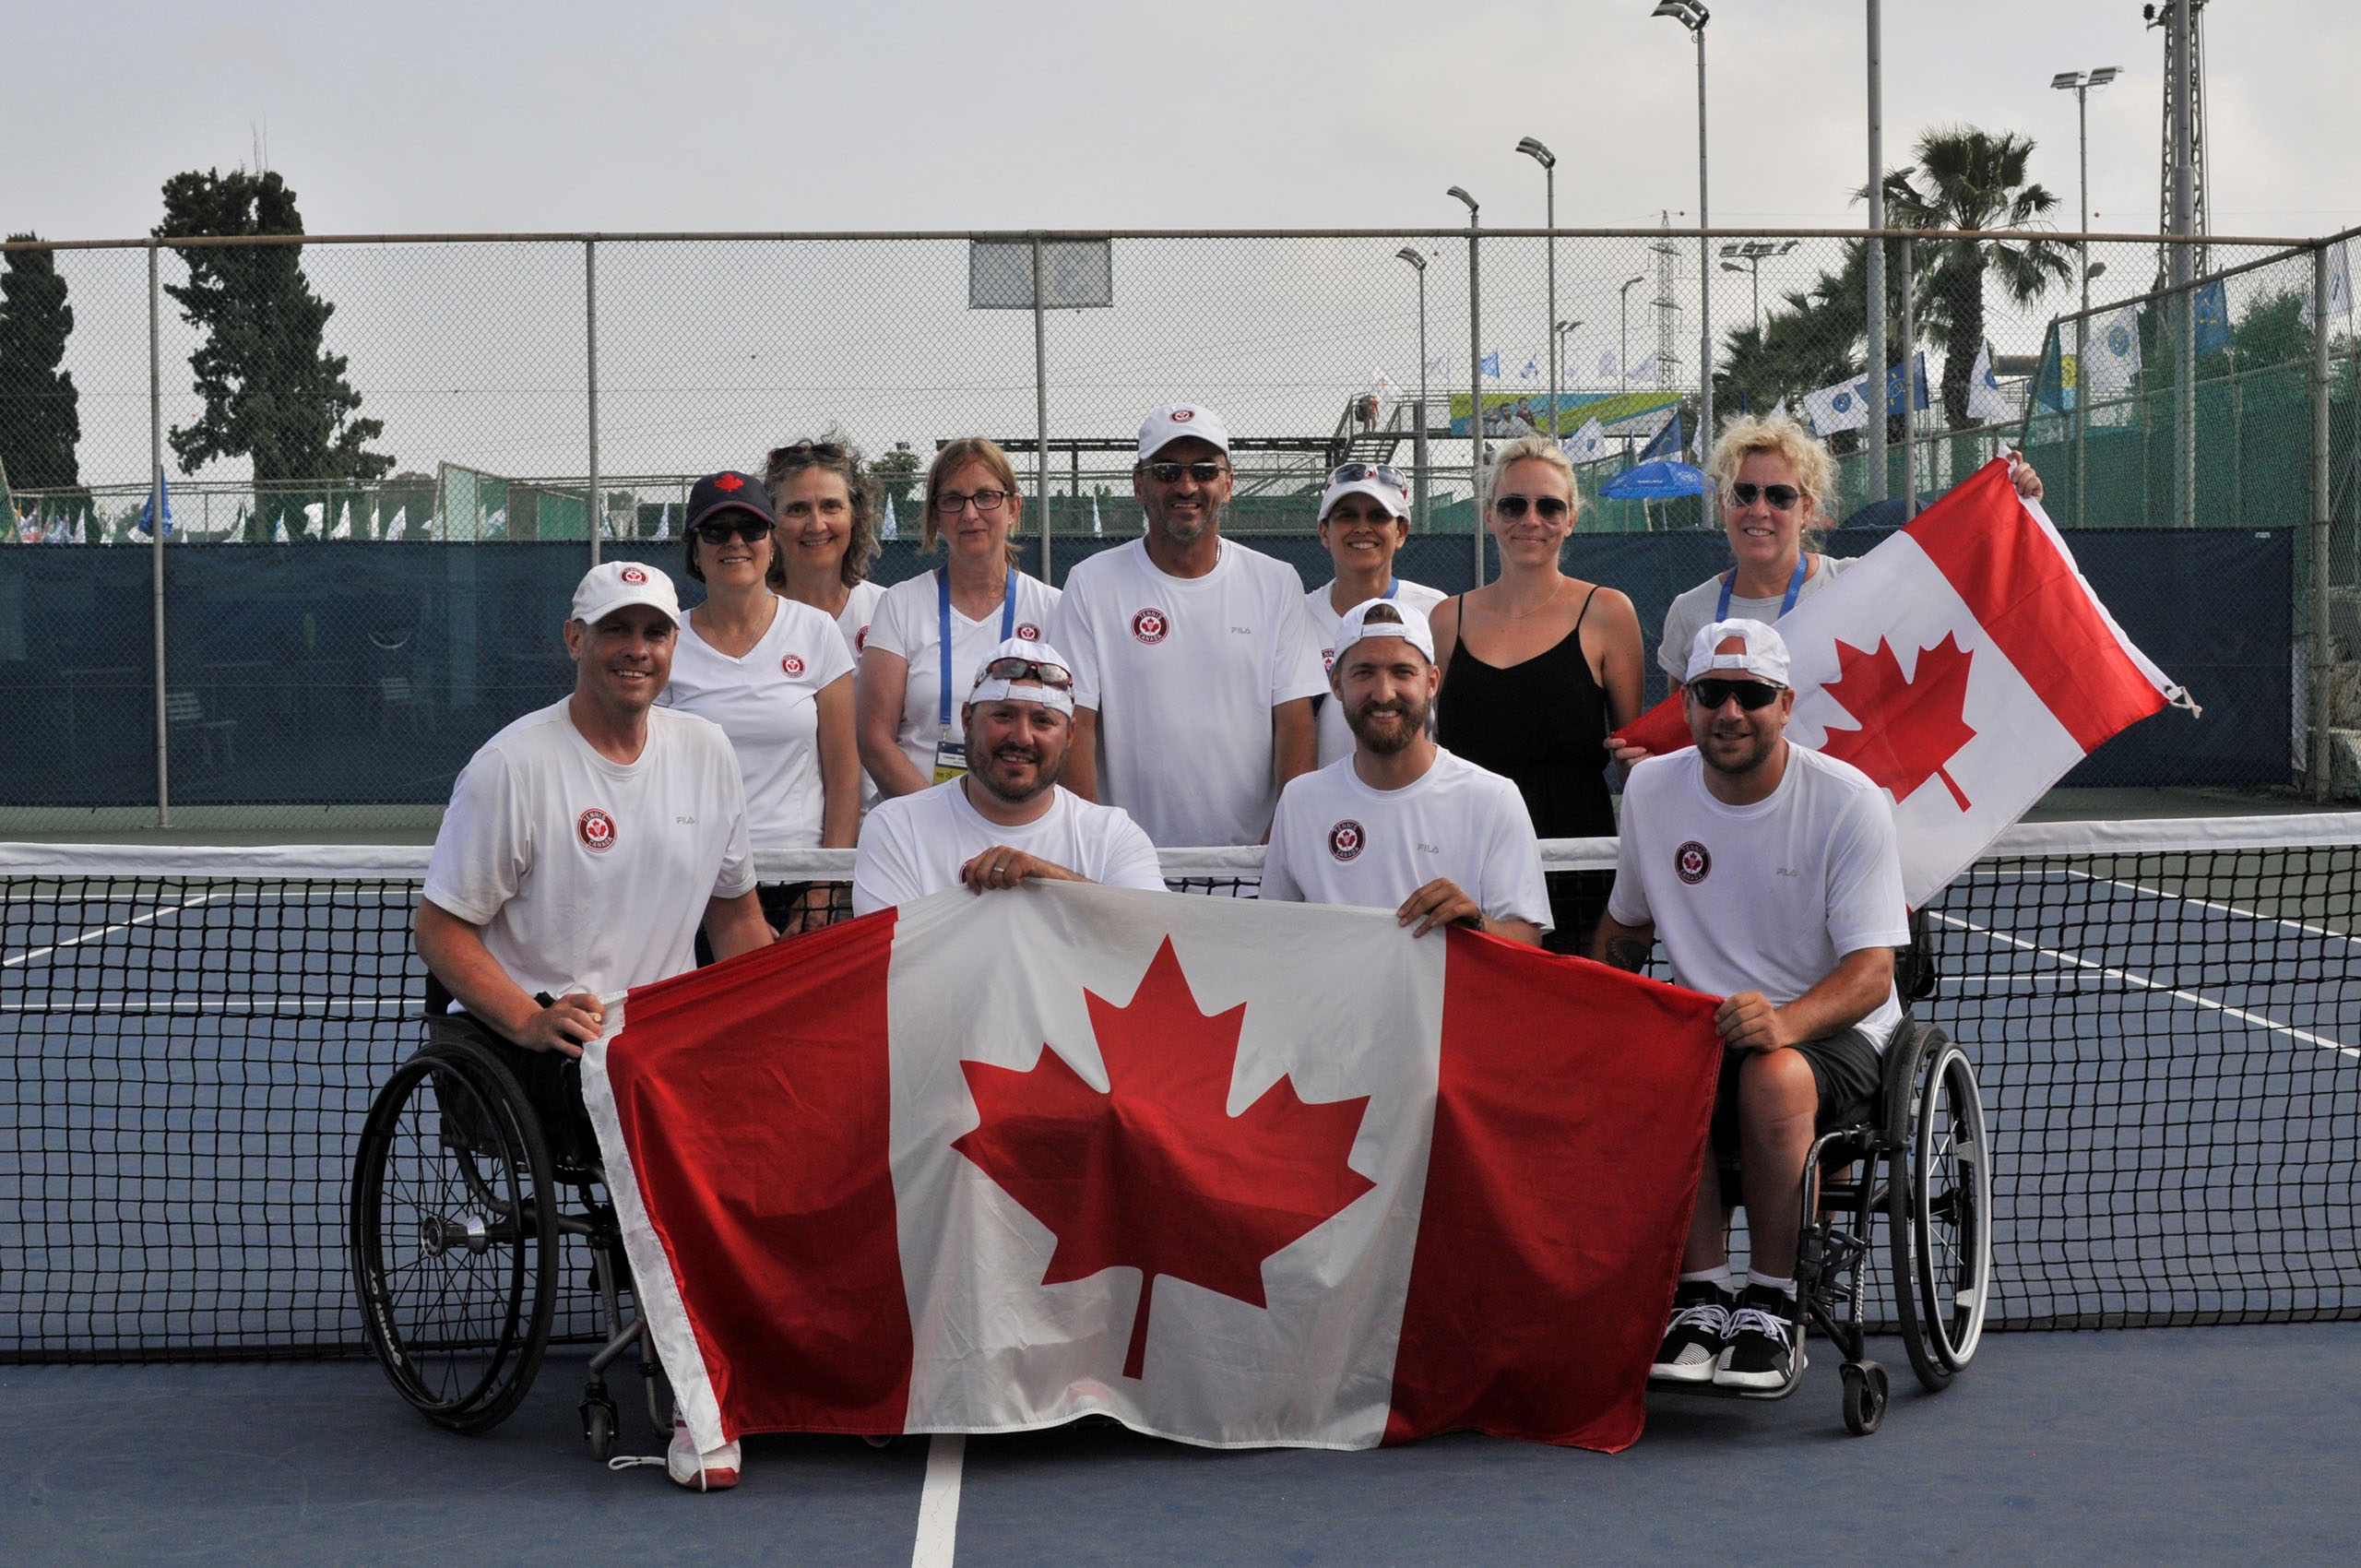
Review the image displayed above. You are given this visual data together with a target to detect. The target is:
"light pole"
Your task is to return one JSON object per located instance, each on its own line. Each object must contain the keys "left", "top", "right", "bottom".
{"left": 2052, "top": 65, "right": 2120, "bottom": 529}
{"left": 1556, "top": 319, "right": 1584, "bottom": 387}
{"left": 1866, "top": 0, "right": 1886, "bottom": 504}
{"left": 1619, "top": 275, "right": 1644, "bottom": 395}
{"left": 1516, "top": 137, "right": 1559, "bottom": 438}
{"left": 1448, "top": 185, "right": 1485, "bottom": 586}
{"left": 1655, "top": 1, "right": 1712, "bottom": 446}
{"left": 1396, "top": 246, "right": 1430, "bottom": 529}
{"left": 1719, "top": 239, "right": 1797, "bottom": 337}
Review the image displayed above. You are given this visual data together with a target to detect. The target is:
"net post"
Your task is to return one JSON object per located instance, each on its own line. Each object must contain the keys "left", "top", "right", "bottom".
{"left": 148, "top": 239, "right": 171, "bottom": 829}
{"left": 2312, "top": 242, "right": 2335, "bottom": 802}
{"left": 586, "top": 237, "right": 601, "bottom": 566}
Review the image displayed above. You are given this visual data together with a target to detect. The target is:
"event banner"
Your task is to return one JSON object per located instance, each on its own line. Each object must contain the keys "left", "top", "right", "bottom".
{"left": 583, "top": 884, "right": 1721, "bottom": 1455}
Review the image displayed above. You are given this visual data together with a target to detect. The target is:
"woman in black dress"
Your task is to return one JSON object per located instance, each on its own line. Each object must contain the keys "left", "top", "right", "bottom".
{"left": 1431, "top": 434, "right": 1643, "bottom": 955}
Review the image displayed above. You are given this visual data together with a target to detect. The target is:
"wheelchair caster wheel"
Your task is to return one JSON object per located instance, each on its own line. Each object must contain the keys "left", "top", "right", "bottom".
{"left": 1840, "top": 1360, "right": 1889, "bottom": 1436}
{"left": 582, "top": 1396, "right": 618, "bottom": 1461}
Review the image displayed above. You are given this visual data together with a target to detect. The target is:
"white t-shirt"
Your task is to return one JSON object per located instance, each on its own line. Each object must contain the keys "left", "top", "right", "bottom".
{"left": 1657, "top": 552, "right": 1857, "bottom": 681}
{"left": 1305, "top": 577, "right": 1450, "bottom": 767}
{"left": 423, "top": 701, "right": 756, "bottom": 1003}
{"left": 831, "top": 578, "right": 888, "bottom": 814}
{"left": 850, "top": 780, "right": 1167, "bottom": 916}
{"left": 1607, "top": 743, "right": 1909, "bottom": 1043}
{"left": 1051, "top": 537, "right": 1328, "bottom": 847}
{"left": 659, "top": 596, "right": 854, "bottom": 850}
{"left": 866, "top": 567, "right": 1062, "bottom": 782}
{"left": 1260, "top": 748, "right": 1552, "bottom": 932}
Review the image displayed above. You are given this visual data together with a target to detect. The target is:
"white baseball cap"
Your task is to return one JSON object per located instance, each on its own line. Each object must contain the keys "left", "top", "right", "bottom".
{"left": 571, "top": 560, "right": 681, "bottom": 628}
{"left": 1333, "top": 598, "right": 1437, "bottom": 669}
{"left": 1136, "top": 402, "right": 1233, "bottom": 461}
{"left": 1685, "top": 617, "right": 1791, "bottom": 686}
{"left": 1317, "top": 461, "right": 1412, "bottom": 525}
{"left": 967, "top": 636, "right": 1076, "bottom": 716}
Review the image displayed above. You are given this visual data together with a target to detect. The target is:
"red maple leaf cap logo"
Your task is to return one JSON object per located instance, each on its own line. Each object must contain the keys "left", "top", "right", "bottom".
{"left": 1815, "top": 634, "right": 1978, "bottom": 811}
{"left": 713, "top": 472, "right": 744, "bottom": 493}
{"left": 952, "top": 937, "right": 1376, "bottom": 1381}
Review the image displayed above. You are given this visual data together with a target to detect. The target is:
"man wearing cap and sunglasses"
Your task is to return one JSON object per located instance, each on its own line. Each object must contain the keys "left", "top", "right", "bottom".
{"left": 1303, "top": 462, "right": 1448, "bottom": 768}
{"left": 1593, "top": 618, "right": 1908, "bottom": 1395}
{"left": 851, "top": 636, "right": 1165, "bottom": 914}
{"left": 1262, "top": 599, "right": 1548, "bottom": 945}
{"left": 1050, "top": 402, "right": 1327, "bottom": 847}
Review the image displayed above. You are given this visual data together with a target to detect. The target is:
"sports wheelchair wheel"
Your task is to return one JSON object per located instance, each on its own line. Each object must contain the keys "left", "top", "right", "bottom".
{"left": 351, "top": 1036, "right": 559, "bottom": 1433}
{"left": 1885, "top": 1024, "right": 1992, "bottom": 1393}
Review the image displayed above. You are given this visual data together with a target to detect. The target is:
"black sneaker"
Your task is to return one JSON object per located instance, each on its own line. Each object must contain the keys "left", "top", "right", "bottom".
{"left": 1713, "top": 1284, "right": 1804, "bottom": 1391}
{"left": 1649, "top": 1279, "right": 1735, "bottom": 1384}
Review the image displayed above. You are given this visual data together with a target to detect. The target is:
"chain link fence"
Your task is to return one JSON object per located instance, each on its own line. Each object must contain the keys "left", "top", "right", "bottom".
{"left": 1, "top": 226, "right": 2355, "bottom": 821}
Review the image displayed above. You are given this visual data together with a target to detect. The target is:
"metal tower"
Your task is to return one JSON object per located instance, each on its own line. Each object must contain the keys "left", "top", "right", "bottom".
{"left": 1651, "top": 210, "right": 1680, "bottom": 390}
{"left": 2147, "top": 0, "right": 2211, "bottom": 284}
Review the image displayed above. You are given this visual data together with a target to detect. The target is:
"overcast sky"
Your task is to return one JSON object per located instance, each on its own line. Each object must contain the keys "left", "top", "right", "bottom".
{"left": 7, "top": 1, "right": 2358, "bottom": 242}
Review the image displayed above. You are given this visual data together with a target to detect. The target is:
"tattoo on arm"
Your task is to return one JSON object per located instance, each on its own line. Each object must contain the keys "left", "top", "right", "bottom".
{"left": 1604, "top": 935, "right": 1653, "bottom": 973}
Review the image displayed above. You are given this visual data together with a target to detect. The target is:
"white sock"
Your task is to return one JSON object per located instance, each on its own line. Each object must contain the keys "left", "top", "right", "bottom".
{"left": 1748, "top": 1273, "right": 1797, "bottom": 1301}
{"left": 1680, "top": 1265, "right": 1738, "bottom": 1293}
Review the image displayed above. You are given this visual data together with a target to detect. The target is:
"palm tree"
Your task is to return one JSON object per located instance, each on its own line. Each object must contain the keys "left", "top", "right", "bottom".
{"left": 1878, "top": 127, "right": 2073, "bottom": 429}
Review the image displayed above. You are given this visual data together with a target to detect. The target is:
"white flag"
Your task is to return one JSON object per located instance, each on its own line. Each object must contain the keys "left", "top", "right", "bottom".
{"left": 1769, "top": 396, "right": 1790, "bottom": 421}
{"left": 274, "top": 517, "right": 291, "bottom": 544}
{"left": 331, "top": 502, "right": 351, "bottom": 540}
{"left": 1629, "top": 352, "right": 1657, "bottom": 383}
{"left": 1560, "top": 417, "right": 1608, "bottom": 465}
{"left": 387, "top": 507, "right": 409, "bottom": 540}
{"left": 1597, "top": 349, "right": 1618, "bottom": 380}
{"left": 1801, "top": 373, "right": 1871, "bottom": 434}
{"left": 881, "top": 494, "right": 899, "bottom": 541}
{"left": 2084, "top": 304, "right": 2142, "bottom": 400}
{"left": 2300, "top": 239, "right": 2353, "bottom": 331}
{"left": 485, "top": 506, "right": 508, "bottom": 539}
{"left": 303, "top": 503, "right": 324, "bottom": 540}
{"left": 654, "top": 504, "right": 671, "bottom": 540}
{"left": 1091, "top": 494, "right": 1104, "bottom": 537}
{"left": 369, "top": 498, "right": 381, "bottom": 540}
{"left": 1966, "top": 341, "right": 2010, "bottom": 424}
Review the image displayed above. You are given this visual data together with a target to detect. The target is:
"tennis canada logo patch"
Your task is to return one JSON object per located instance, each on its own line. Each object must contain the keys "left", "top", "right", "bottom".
{"left": 1015, "top": 622, "right": 1041, "bottom": 641}
{"left": 1132, "top": 607, "right": 1169, "bottom": 645}
{"left": 854, "top": 624, "right": 869, "bottom": 653}
{"left": 578, "top": 808, "right": 618, "bottom": 853}
{"left": 1675, "top": 839, "right": 1711, "bottom": 885}
{"left": 781, "top": 654, "right": 805, "bottom": 677}
{"left": 1171, "top": 408, "right": 1195, "bottom": 422}
{"left": 619, "top": 565, "right": 647, "bottom": 585}
{"left": 1328, "top": 819, "right": 1366, "bottom": 862}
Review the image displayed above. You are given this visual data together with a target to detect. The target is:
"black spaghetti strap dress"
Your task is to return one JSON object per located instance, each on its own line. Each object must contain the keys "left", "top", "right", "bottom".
{"left": 1436, "top": 585, "right": 1616, "bottom": 955}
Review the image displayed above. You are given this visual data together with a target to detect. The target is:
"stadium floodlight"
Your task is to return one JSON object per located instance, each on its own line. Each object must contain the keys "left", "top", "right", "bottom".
{"left": 1446, "top": 186, "right": 1484, "bottom": 584}
{"left": 1655, "top": 0, "right": 1713, "bottom": 443}
{"left": 1516, "top": 137, "right": 1561, "bottom": 435}
{"left": 1619, "top": 275, "right": 1645, "bottom": 394}
{"left": 1718, "top": 239, "right": 1798, "bottom": 334}
{"left": 2052, "top": 64, "right": 2122, "bottom": 528}
{"left": 1397, "top": 249, "right": 1431, "bottom": 527}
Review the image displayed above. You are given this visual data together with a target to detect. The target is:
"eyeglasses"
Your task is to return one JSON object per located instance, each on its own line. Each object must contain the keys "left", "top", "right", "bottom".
{"left": 1491, "top": 494, "right": 1571, "bottom": 520}
{"left": 1328, "top": 462, "right": 1408, "bottom": 492}
{"left": 934, "top": 488, "right": 1011, "bottom": 516}
{"left": 1141, "top": 459, "right": 1229, "bottom": 484}
{"left": 766, "top": 440, "right": 847, "bottom": 468}
{"left": 692, "top": 517, "right": 775, "bottom": 545}
{"left": 1687, "top": 678, "right": 1786, "bottom": 711}
{"left": 978, "top": 656, "right": 1074, "bottom": 690}
{"left": 1727, "top": 481, "right": 1803, "bottom": 511}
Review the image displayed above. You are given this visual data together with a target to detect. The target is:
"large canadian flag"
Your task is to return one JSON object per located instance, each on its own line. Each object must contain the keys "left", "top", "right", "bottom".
{"left": 1613, "top": 458, "right": 2184, "bottom": 905}
{"left": 583, "top": 884, "right": 1721, "bottom": 1455}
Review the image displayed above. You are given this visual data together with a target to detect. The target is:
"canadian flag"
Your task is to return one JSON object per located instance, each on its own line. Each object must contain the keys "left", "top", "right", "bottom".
{"left": 585, "top": 884, "right": 1720, "bottom": 1455}
{"left": 1612, "top": 458, "right": 2183, "bottom": 906}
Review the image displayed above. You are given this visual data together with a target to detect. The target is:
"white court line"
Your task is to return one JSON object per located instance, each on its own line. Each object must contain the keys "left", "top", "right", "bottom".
{"left": 0, "top": 890, "right": 230, "bottom": 971}
{"left": 911, "top": 1433, "right": 965, "bottom": 1568}
{"left": 2060, "top": 867, "right": 2361, "bottom": 949}
{"left": 1931, "top": 911, "right": 2358, "bottom": 1061}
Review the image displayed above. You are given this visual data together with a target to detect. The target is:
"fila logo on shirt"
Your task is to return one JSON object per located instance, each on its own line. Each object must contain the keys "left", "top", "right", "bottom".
{"left": 578, "top": 808, "right": 619, "bottom": 853}
{"left": 1131, "top": 607, "right": 1170, "bottom": 645}
{"left": 1328, "top": 819, "right": 1366, "bottom": 862}
{"left": 619, "top": 566, "right": 647, "bottom": 585}
{"left": 1014, "top": 622, "right": 1041, "bottom": 640}
{"left": 1675, "top": 839, "right": 1711, "bottom": 885}
{"left": 781, "top": 654, "right": 805, "bottom": 677}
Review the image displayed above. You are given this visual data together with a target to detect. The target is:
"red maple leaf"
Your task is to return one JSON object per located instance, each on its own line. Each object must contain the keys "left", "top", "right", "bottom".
{"left": 1816, "top": 634, "right": 1978, "bottom": 810}
{"left": 950, "top": 937, "right": 1376, "bottom": 1381}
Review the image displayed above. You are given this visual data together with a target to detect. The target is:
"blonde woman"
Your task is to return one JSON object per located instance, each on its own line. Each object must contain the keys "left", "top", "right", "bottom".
{"left": 765, "top": 434, "right": 887, "bottom": 810}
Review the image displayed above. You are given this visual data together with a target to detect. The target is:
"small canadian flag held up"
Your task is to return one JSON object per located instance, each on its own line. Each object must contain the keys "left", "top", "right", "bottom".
{"left": 1611, "top": 458, "right": 2186, "bottom": 906}
{"left": 585, "top": 885, "right": 1722, "bottom": 1455}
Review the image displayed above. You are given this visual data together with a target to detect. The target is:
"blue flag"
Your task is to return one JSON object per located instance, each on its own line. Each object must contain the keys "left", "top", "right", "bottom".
{"left": 138, "top": 472, "right": 173, "bottom": 536}
{"left": 1637, "top": 410, "right": 1685, "bottom": 462}
{"left": 1479, "top": 350, "right": 1501, "bottom": 378}
{"left": 1884, "top": 352, "right": 1930, "bottom": 416}
{"left": 2193, "top": 279, "right": 2232, "bottom": 358}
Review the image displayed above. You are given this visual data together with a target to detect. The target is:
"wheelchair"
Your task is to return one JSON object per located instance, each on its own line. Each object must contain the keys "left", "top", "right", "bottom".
{"left": 1649, "top": 922, "right": 1994, "bottom": 1435}
{"left": 349, "top": 1013, "right": 665, "bottom": 1460}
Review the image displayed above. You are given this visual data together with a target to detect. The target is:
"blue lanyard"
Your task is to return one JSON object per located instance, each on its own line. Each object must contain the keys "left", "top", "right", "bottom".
{"left": 1717, "top": 553, "right": 1809, "bottom": 621}
{"left": 1384, "top": 578, "right": 1399, "bottom": 600}
{"left": 938, "top": 566, "right": 1019, "bottom": 729}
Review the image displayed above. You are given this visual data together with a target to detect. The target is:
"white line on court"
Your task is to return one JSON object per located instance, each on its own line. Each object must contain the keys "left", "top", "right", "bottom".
{"left": 0, "top": 890, "right": 230, "bottom": 971}
{"left": 911, "top": 1433, "right": 965, "bottom": 1568}
{"left": 2060, "top": 867, "right": 2361, "bottom": 948}
{"left": 1931, "top": 911, "right": 2358, "bottom": 1060}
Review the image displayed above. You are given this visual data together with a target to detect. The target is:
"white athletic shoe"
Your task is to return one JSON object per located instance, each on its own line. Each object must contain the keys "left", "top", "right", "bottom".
{"left": 667, "top": 1417, "right": 741, "bottom": 1491}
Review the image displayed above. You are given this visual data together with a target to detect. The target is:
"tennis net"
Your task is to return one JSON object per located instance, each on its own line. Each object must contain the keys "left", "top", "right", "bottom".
{"left": 3, "top": 814, "right": 2356, "bottom": 1361}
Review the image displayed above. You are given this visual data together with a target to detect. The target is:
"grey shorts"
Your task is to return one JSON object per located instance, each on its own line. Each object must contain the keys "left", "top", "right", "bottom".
{"left": 1708, "top": 1026, "right": 1884, "bottom": 1168}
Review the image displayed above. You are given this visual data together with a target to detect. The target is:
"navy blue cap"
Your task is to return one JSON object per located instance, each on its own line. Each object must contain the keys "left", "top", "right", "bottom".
{"left": 684, "top": 471, "right": 776, "bottom": 532}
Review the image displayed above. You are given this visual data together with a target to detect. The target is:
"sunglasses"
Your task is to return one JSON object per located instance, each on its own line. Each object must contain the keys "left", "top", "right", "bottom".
{"left": 1687, "top": 678, "right": 1786, "bottom": 711}
{"left": 934, "top": 488, "right": 1011, "bottom": 516}
{"left": 766, "top": 440, "right": 847, "bottom": 468}
{"left": 1141, "top": 459, "right": 1229, "bottom": 484}
{"left": 1329, "top": 462, "right": 1408, "bottom": 491}
{"left": 692, "top": 517, "right": 774, "bottom": 545}
{"left": 1727, "top": 481, "right": 1803, "bottom": 511}
{"left": 978, "top": 656, "right": 1074, "bottom": 690}
{"left": 1492, "top": 494, "right": 1571, "bottom": 520}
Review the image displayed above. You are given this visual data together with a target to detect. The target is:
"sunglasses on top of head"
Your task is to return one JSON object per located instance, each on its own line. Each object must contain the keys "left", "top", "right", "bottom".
{"left": 1491, "top": 494, "right": 1571, "bottom": 520}
{"left": 979, "top": 656, "right": 1074, "bottom": 690}
{"left": 1687, "top": 677, "right": 1786, "bottom": 711}
{"left": 1328, "top": 462, "right": 1408, "bottom": 492}
{"left": 1141, "top": 459, "right": 1228, "bottom": 484}
{"left": 766, "top": 440, "right": 847, "bottom": 469}
{"left": 693, "top": 516, "right": 774, "bottom": 545}
{"left": 1726, "top": 481, "right": 1803, "bottom": 512}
